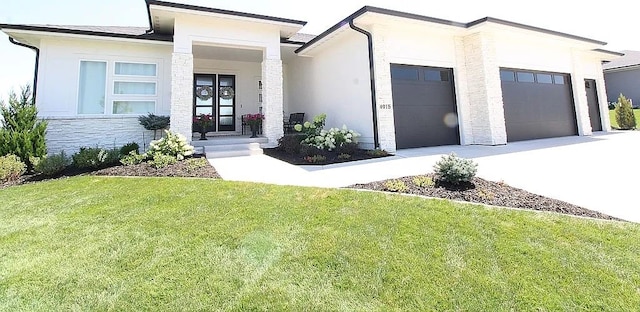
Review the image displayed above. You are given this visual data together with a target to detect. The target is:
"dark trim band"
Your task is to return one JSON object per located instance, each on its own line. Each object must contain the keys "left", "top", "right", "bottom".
{"left": 349, "top": 21, "right": 380, "bottom": 149}
{"left": 8, "top": 37, "right": 39, "bottom": 102}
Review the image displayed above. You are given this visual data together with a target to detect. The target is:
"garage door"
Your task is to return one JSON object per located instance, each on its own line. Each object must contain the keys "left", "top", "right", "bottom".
{"left": 500, "top": 69, "right": 578, "bottom": 142}
{"left": 391, "top": 64, "right": 459, "bottom": 149}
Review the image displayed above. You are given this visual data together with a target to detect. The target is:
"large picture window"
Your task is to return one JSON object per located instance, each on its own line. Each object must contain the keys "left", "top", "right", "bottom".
{"left": 78, "top": 61, "right": 107, "bottom": 114}
{"left": 77, "top": 60, "right": 159, "bottom": 115}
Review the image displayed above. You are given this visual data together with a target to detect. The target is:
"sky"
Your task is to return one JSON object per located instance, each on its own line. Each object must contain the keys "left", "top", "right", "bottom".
{"left": 1, "top": 0, "right": 638, "bottom": 102}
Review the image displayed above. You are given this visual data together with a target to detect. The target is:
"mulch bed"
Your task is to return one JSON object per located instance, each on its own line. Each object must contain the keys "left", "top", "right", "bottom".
{"left": 352, "top": 174, "right": 620, "bottom": 221}
{"left": 93, "top": 158, "right": 220, "bottom": 179}
{"left": 1, "top": 157, "right": 220, "bottom": 189}
{"left": 263, "top": 148, "right": 390, "bottom": 165}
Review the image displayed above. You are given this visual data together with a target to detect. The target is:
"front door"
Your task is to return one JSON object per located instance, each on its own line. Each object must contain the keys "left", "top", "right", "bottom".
{"left": 193, "top": 73, "right": 236, "bottom": 132}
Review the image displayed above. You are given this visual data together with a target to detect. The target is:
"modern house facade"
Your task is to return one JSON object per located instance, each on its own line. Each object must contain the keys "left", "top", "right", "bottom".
{"left": 0, "top": 0, "right": 621, "bottom": 154}
{"left": 603, "top": 50, "right": 640, "bottom": 107}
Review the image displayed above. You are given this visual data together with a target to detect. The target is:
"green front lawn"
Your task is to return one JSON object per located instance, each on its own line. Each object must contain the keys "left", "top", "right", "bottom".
{"left": 609, "top": 108, "right": 640, "bottom": 128}
{"left": 1, "top": 177, "right": 639, "bottom": 310}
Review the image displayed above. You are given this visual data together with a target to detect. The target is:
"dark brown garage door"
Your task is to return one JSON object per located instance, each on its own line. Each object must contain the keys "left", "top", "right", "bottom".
{"left": 391, "top": 64, "right": 459, "bottom": 149}
{"left": 585, "top": 79, "right": 602, "bottom": 131}
{"left": 500, "top": 69, "right": 578, "bottom": 142}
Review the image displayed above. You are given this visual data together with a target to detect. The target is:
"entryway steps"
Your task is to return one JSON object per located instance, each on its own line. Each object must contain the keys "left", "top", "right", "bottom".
{"left": 192, "top": 137, "right": 267, "bottom": 158}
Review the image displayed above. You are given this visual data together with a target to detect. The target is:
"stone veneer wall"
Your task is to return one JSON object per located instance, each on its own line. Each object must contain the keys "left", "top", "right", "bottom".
{"left": 371, "top": 28, "right": 397, "bottom": 152}
{"left": 170, "top": 52, "right": 194, "bottom": 141}
{"left": 262, "top": 59, "right": 285, "bottom": 147}
{"left": 461, "top": 32, "right": 507, "bottom": 145}
{"left": 45, "top": 117, "right": 155, "bottom": 154}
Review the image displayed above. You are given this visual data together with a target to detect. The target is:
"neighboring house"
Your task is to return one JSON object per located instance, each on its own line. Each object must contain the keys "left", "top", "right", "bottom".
{"left": 603, "top": 50, "right": 640, "bottom": 107}
{"left": 0, "top": 0, "right": 621, "bottom": 154}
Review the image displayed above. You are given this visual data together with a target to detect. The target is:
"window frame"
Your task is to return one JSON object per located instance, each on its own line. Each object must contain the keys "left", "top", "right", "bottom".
{"left": 113, "top": 61, "right": 158, "bottom": 78}
{"left": 76, "top": 59, "right": 109, "bottom": 115}
{"left": 76, "top": 60, "right": 159, "bottom": 116}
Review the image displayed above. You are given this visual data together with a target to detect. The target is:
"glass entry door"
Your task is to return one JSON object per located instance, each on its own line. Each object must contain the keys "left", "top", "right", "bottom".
{"left": 193, "top": 74, "right": 236, "bottom": 132}
{"left": 217, "top": 75, "right": 236, "bottom": 131}
{"left": 193, "top": 74, "right": 216, "bottom": 132}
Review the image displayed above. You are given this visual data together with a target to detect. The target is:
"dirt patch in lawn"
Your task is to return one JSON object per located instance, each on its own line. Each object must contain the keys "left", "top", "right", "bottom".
{"left": 2, "top": 157, "right": 220, "bottom": 189}
{"left": 263, "top": 148, "right": 390, "bottom": 165}
{"left": 352, "top": 174, "right": 620, "bottom": 221}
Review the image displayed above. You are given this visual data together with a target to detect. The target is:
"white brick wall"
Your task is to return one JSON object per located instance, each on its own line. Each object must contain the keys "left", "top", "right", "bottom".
{"left": 462, "top": 32, "right": 507, "bottom": 145}
{"left": 453, "top": 37, "right": 473, "bottom": 145}
{"left": 262, "top": 59, "right": 284, "bottom": 147}
{"left": 371, "top": 28, "right": 397, "bottom": 152}
{"left": 45, "top": 117, "right": 155, "bottom": 154}
{"left": 170, "top": 52, "right": 194, "bottom": 142}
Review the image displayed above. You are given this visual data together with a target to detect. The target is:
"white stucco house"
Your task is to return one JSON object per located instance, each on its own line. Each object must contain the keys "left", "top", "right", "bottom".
{"left": 0, "top": 0, "right": 621, "bottom": 154}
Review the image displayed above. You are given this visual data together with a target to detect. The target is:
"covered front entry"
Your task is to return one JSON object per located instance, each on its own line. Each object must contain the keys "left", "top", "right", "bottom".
{"left": 390, "top": 64, "right": 460, "bottom": 149}
{"left": 585, "top": 79, "right": 602, "bottom": 131}
{"left": 193, "top": 73, "right": 236, "bottom": 132}
{"left": 500, "top": 68, "right": 578, "bottom": 142}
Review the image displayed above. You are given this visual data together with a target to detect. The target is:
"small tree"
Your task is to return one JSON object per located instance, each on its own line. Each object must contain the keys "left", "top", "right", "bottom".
{"left": 0, "top": 85, "right": 47, "bottom": 170}
{"left": 138, "top": 113, "right": 170, "bottom": 139}
{"left": 615, "top": 93, "right": 637, "bottom": 130}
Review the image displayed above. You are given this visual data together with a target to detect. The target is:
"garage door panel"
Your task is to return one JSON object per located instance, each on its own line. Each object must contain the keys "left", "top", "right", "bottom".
{"left": 501, "top": 69, "right": 577, "bottom": 142}
{"left": 391, "top": 64, "right": 459, "bottom": 149}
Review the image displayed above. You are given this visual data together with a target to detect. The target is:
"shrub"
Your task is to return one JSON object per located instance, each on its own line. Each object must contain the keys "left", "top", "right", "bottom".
{"left": 147, "top": 130, "right": 194, "bottom": 160}
{"left": 304, "top": 155, "right": 326, "bottom": 163}
{"left": 33, "top": 152, "right": 70, "bottom": 176}
{"left": 72, "top": 147, "right": 120, "bottom": 169}
{"left": 366, "top": 149, "right": 389, "bottom": 157}
{"left": 384, "top": 179, "right": 407, "bottom": 192}
{"left": 185, "top": 158, "right": 209, "bottom": 172}
{"left": 337, "top": 153, "right": 351, "bottom": 160}
{"left": 149, "top": 153, "right": 177, "bottom": 169}
{"left": 433, "top": 153, "right": 478, "bottom": 185}
{"left": 335, "top": 142, "right": 359, "bottom": 155}
{"left": 294, "top": 113, "right": 326, "bottom": 141}
{"left": 120, "top": 142, "right": 140, "bottom": 156}
{"left": 615, "top": 94, "right": 637, "bottom": 130}
{"left": 138, "top": 113, "right": 170, "bottom": 139}
{"left": 0, "top": 85, "right": 47, "bottom": 170}
{"left": 413, "top": 176, "right": 435, "bottom": 187}
{"left": 0, "top": 154, "right": 26, "bottom": 182}
{"left": 120, "top": 151, "right": 147, "bottom": 166}
{"left": 277, "top": 134, "right": 304, "bottom": 154}
{"left": 299, "top": 144, "right": 326, "bottom": 157}
{"left": 303, "top": 126, "right": 360, "bottom": 151}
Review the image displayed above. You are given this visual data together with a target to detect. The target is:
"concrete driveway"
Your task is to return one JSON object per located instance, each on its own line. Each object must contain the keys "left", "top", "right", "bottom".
{"left": 211, "top": 131, "right": 639, "bottom": 222}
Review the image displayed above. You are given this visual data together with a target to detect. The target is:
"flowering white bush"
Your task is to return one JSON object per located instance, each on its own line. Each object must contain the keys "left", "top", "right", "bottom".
{"left": 146, "top": 130, "right": 194, "bottom": 160}
{"left": 303, "top": 125, "right": 360, "bottom": 151}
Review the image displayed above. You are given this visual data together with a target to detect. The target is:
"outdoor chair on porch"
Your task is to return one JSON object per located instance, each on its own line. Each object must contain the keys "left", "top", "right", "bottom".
{"left": 283, "top": 113, "right": 305, "bottom": 134}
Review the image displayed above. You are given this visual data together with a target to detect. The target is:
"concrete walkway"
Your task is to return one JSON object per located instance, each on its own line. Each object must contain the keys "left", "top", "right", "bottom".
{"left": 210, "top": 131, "right": 639, "bottom": 222}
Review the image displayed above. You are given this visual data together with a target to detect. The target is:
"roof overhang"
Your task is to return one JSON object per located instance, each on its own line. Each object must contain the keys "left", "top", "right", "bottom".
{"left": 296, "top": 6, "right": 611, "bottom": 55}
{"left": 0, "top": 24, "right": 173, "bottom": 47}
{"left": 146, "top": 0, "right": 307, "bottom": 39}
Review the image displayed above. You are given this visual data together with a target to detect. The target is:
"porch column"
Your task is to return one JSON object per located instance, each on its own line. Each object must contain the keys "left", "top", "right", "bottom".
{"left": 571, "top": 51, "right": 593, "bottom": 135}
{"left": 170, "top": 52, "right": 194, "bottom": 141}
{"left": 261, "top": 58, "right": 284, "bottom": 146}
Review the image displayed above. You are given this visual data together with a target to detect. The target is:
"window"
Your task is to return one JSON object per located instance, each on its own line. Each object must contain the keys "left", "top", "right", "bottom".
{"left": 114, "top": 81, "right": 156, "bottom": 95}
{"left": 115, "top": 62, "right": 156, "bottom": 76}
{"left": 536, "top": 73, "right": 553, "bottom": 84}
{"left": 78, "top": 61, "right": 107, "bottom": 114}
{"left": 113, "top": 101, "right": 155, "bottom": 114}
{"left": 553, "top": 75, "right": 566, "bottom": 85}
{"left": 112, "top": 62, "right": 158, "bottom": 115}
{"left": 78, "top": 60, "right": 159, "bottom": 115}
{"left": 500, "top": 70, "right": 515, "bottom": 82}
{"left": 516, "top": 72, "right": 535, "bottom": 83}
{"left": 391, "top": 66, "right": 419, "bottom": 81}
{"left": 424, "top": 69, "right": 450, "bottom": 82}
